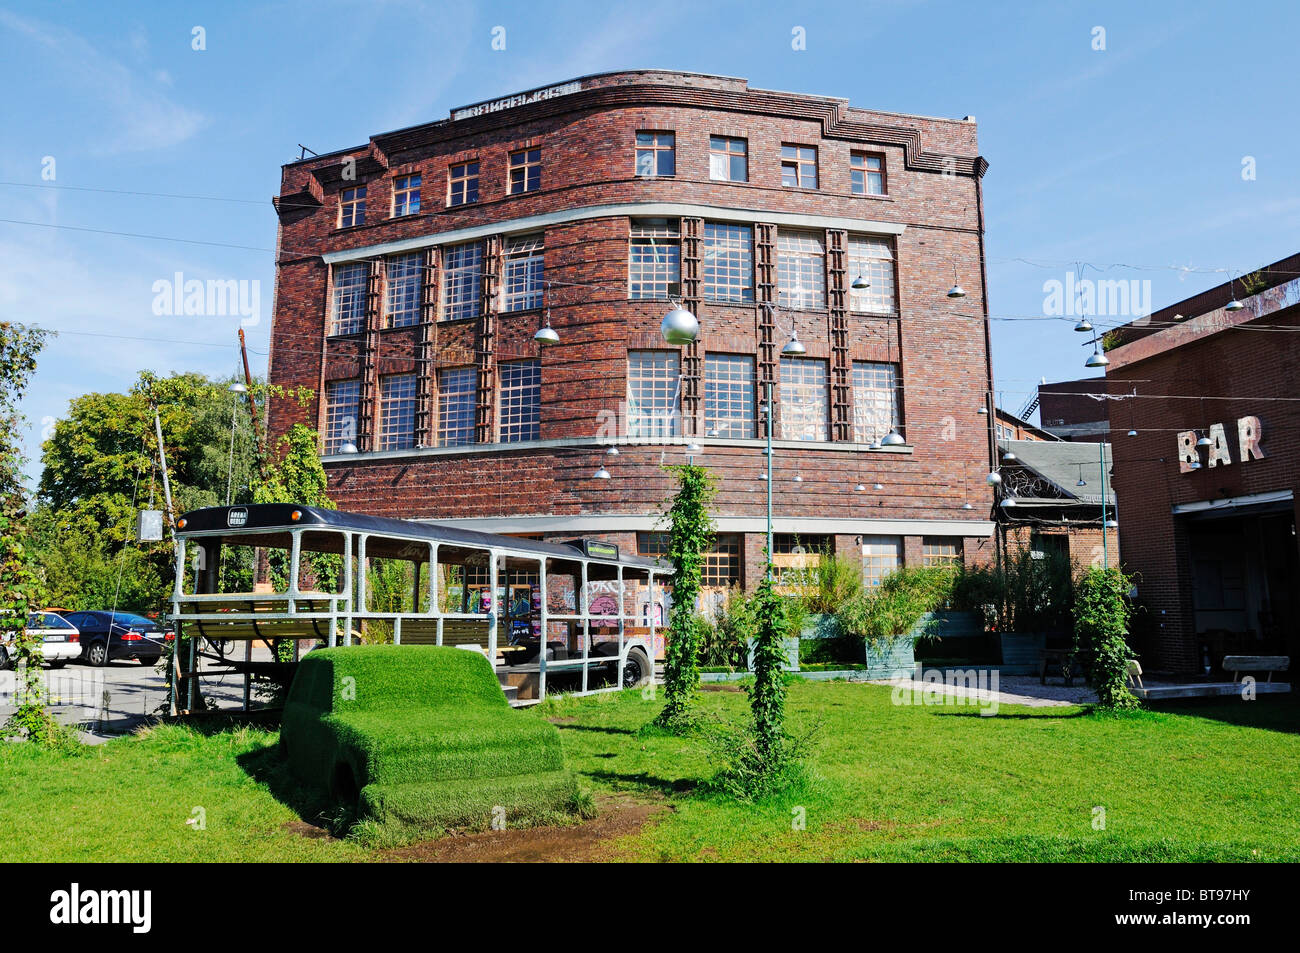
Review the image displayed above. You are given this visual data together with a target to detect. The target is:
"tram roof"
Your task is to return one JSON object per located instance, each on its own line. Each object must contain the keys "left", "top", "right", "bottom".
{"left": 174, "top": 504, "right": 668, "bottom": 571}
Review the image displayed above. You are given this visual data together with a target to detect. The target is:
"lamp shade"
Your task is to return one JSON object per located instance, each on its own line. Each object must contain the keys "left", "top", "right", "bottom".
{"left": 660, "top": 306, "right": 699, "bottom": 344}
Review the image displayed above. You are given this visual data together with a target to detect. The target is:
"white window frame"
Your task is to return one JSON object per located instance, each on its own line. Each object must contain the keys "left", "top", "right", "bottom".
{"left": 498, "top": 359, "right": 541, "bottom": 443}
{"left": 779, "top": 356, "right": 829, "bottom": 442}
{"left": 441, "top": 241, "right": 482, "bottom": 321}
{"left": 392, "top": 174, "right": 421, "bottom": 217}
{"left": 384, "top": 253, "right": 423, "bottom": 328}
{"left": 502, "top": 234, "right": 544, "bottom": 312}
{"left": 339, "top": 186, "right": 366, "bottom": 227}
{"left": 330, "top": 262, "right": 368, "bottom": 336}
{"left": 777, "top": 230, "right": 827, "bottom": 310}
{"left": 852, "top": 361, "right": 901, "bottom": 444}
{"left": 627, "top": 350, "right": 680, "bottom": 439}
{"left": 847, "top": 235, "right": 897, "bottom": 315}
{"left": 628, "top": 219, "right": 680, "bottom": 300}
{"left": 704, "top": 353, "right": 756, "bottom": 439}
{"left": 324, "top": 380, "right": 361, "bottom": 453}
{"left": 702, "top": 222, "right": 754, "bottom": 302}
{"left": 378, "top": 374, "right": 418, "bottom": 451}
{"left": 437, "top": 367, "right": 477, "bottom": 447}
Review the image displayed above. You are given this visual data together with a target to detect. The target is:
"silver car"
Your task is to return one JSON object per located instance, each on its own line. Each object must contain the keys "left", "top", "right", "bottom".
{"left": 0, "top": 612, "right": 82, "bottom": 669}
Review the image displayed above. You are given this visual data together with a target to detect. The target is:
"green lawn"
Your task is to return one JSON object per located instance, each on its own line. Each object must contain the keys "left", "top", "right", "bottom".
{"left": 2, "top": 681, "right": 1297, "bottom": 862}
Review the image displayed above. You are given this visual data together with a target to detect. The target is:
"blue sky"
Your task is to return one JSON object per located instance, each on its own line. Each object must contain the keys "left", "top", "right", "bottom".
{"left": 2, "top": 0, "right": 1296, "bottom": 480}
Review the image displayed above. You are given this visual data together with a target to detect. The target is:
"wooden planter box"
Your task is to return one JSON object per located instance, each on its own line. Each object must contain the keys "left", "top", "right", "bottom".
{"left": 864, "top": 636, "right": 916, "bottom": 679}
{"left": 999, "top": 632, "right": 1046, "bottom": 675}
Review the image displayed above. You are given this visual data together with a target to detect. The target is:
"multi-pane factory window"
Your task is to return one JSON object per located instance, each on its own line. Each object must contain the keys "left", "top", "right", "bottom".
{"left": 704, "top": 354, "right": 755, "bottom": 438}
{"left": 779, "top": 356, "right": 829, "bottom": 442}
{"left": 392, "top": 174, "right": 421, "bottom": 216}
{"left": 502, "top": 233, "right": 544, "bottom": 311}
{"left": 776, "top": 230, "right": 826, "bottom": 309}
{"left": 384, "top": 253, "right": 423, "bottom": 328}
{"left": 638, "top": 532, "right": 740, "bottom": 588}
{"left": 323, "top": 380, "right": 361, "bottom": 454}
{"left": 851, "top": 152, "right": 886, "bottom": 195}
{"left": 852, "top": 361, "right": 901, "bottom": 444}
{"left": 702, "top": 222, "right": 753, "bottom": 302}
{"left": 922, "top": 538, "right": 962, "bottom": 568}
{"left": 780, "top": 143, "right": 818, "bottom": 189}
{"left": 702, "top": 535, "right": 742, "bottom": 588}
{"left": 773, "top": 534, "right": 832, "bottom": 555}
{"left": 441, "top": 241, "right": 482, "bottom": 321}
{"left": 709, "top": 136, "right": 748, "bottom": 182}
{"left": 627, "top": 350, "right": 680, "bottom": 439}
{"left": 636, "top": 532, "right": 670, "bottom": 559}
{"left": 329, "top": 262, "right": 368, "bottom": 336}
{"left": 861, "top": 536, "right": 902, "bottom": 590}
{"left": 378, "top": 374, "right": 418, "bottom": 451}
{"left": 448, "top": 161, "right": 479, "bottom": 206}
{"left": 635, "top": 131, "right": 675, "bottom": 177}
{"left": 508, "top": 147, "right": 541, "bottom": 194}
{"left": 498, "top": 360, "right": 541, "bottom": 443}
{"left": 339, "top": 186, "right": 366, "bottom": 227}
{"left": 847, "top": 236, "right": 897, "bottom": 314}
{"left": 628, "top": 219, "right": 680, "bottom": 299}
{"left": 437, "top": 367, "right": 477, "bottom": 446}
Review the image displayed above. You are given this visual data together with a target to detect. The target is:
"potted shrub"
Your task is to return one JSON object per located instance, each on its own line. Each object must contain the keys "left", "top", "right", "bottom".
{"left": 789, "top": 553, "right": 861, "bottom": 641}
{"left": 837, "top": 567, "right": 953, "bottom": 678}
{"left": 952, "top": 551, "right": 1074, "bottom": 674}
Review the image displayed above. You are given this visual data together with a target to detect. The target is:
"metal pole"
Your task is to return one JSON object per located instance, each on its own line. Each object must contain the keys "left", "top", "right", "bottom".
{"left": 765, "top": 380, "right": 774, "bottom": 579}
{"left": 1100, "top": 438, "right": 1109, "bottom": 571}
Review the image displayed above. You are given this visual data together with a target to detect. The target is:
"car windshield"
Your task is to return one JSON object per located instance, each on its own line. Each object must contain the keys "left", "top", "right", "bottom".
{"left": 27, "top": 613, "right": 74, "bottom": 629}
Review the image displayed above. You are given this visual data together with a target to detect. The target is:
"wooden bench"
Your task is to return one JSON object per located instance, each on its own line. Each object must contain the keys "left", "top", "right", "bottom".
{"left": 176, "top": 593, "right": 339, "bottom": 642}
{"left": 1127, "top": 656, "right": 1291, "bottom": 700}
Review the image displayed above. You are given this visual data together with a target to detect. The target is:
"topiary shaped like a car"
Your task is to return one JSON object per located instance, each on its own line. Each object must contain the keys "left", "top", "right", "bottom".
{"left": 281, "top": 645, "right": 583, "bottom": 835}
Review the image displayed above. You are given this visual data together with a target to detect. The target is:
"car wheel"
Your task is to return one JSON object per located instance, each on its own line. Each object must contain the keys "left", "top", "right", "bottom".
{"left": 48, "top": 659, "right": 67, "bottom": 669}
{"left": 138, "top": 657, "right": 153, "bottom": 665}
{"left": 86, "top": 641, "right": 109, "bottom": 667}
{"left": 0, "top": 645, "right": 10, "bottom": 671}
{"left": 622, "top": 649, "right": 650, "bottom": 689}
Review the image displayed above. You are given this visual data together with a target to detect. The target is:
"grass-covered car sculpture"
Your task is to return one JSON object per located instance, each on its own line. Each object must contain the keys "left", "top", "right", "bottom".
{"left": 281, "top": 644, "right": 586, "bottom": 836}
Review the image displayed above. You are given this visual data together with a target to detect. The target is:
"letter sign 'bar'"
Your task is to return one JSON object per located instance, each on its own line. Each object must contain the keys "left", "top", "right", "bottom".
{"left": 1238, "top": 415, "right": 1266, "bottom": 461}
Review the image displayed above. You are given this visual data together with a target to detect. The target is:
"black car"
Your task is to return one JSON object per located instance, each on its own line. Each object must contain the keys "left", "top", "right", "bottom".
{"left": 59, "top": 611, "right": 169, "bottom": 666}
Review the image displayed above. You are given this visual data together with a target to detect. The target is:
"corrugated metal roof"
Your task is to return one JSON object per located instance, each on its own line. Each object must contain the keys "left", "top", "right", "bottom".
{"left": 999, "top": 440, "right": 1115, "bottom": 505}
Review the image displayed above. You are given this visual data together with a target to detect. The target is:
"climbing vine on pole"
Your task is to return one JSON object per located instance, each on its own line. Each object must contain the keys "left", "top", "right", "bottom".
{"left": 653, "top": 464, "right": 716, "bottom": 732}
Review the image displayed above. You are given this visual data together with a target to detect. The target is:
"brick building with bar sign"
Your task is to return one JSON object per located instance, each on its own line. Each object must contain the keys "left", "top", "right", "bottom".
{"left": 1106, "top": 253, "right": 1300, "bottom": 674}
{"left": 266, "top": 70, "right": 998, "bottom": 593}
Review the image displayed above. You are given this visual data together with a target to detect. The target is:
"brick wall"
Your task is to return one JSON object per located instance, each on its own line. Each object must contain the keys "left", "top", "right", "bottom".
{"left": 267, "top": 70, "right": 996, "bottom": 589}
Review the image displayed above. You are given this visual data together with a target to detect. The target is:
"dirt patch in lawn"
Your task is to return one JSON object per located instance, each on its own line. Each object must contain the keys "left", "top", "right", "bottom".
{"left": 379, "top": 793, "right": 667, "bottom": 863}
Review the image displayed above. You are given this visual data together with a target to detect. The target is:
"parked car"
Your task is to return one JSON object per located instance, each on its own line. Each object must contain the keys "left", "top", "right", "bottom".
{"left": 58, "top": 611, "right": 169, "bottom": 666}
{"left": 0, "top": 611, "right": 83, "bottom": 670}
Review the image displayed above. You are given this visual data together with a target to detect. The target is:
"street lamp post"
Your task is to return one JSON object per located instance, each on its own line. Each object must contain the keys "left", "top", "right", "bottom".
{"left": 226, "top": 381, "right": 248, "bottom": 506}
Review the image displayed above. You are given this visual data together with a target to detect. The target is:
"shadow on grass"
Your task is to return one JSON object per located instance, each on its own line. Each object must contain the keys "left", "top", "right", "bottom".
{"left": 554, "top": 724, "right": 636, "bottom": 736}
{"left": 927, "top": 708, "right": 1091, "bottom": 720}
{"left": 235, "top": 739, "right": 338, "bottom": 834}
{"left": 582, "top": 768, "right": 696, "bottom": 797}
{"left": 1142, "top": 693, "right": 1300, "bottom": 735}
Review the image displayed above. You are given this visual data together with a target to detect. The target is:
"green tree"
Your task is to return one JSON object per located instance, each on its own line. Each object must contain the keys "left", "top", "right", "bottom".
{"left": 0, "top": 322, "right": 65, "bottom": 746}
{"left": 31, "top": 371, "right": 260, "bottom": 614}
{"left": 1074, "top": 566, "right": 1140, "bottom": 711}
{"left": 653, "top": 464, "right": 716, "bottom": 732}
{"left": 253, "top": 423, "right": 336, "bottom": 662}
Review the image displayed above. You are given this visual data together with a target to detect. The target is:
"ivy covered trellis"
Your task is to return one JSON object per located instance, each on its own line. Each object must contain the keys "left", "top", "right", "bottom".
{"left": 653, "top": 464, "right": 716, "bottom": 732}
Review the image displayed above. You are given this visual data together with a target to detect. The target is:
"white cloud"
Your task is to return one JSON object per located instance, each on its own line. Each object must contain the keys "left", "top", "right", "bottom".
{"left": 0, "top": 10, "right": 206, "bottom": 155}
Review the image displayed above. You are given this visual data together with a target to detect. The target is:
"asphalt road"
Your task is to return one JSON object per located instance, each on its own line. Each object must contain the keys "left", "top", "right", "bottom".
{"left": 0, "top": 645, "right": 278, "bottom": 743}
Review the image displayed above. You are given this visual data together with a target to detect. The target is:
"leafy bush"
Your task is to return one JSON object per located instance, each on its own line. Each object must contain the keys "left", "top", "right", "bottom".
{"left": 951, "top": 548, "right": 1074, "bottom": 634}
{"left": 837, "top": 567, "right": 954, "bottom": 647}
{"left": 788, "top": 553, "right": 862, "bottom": 615}
{"left": 1074, "top": 567, "right": 1140, "bottom": 711}
{"left": 699, "top": 587, "right": 754, "bottom": 670}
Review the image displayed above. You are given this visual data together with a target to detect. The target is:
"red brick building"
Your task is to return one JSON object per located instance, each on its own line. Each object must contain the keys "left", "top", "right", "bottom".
{"left": 266, "top": 70, "right": 998, "bottom": 592}
{"left": 1106, "top": 253, "right": 1300, "bottom": 674}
